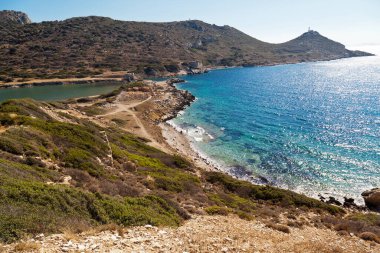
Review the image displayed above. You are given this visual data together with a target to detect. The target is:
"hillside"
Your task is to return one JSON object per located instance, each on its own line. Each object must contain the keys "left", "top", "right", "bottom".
{"left": 0, "top": 11, "right": 373, "bottom": 83}
{"left": 0, "top": 81, "right": 379, "bottom": 249}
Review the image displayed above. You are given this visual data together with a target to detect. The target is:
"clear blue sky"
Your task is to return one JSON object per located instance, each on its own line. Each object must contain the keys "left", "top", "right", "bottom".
{"left": 2, "top": 0, "right": 380, "bottom": 53}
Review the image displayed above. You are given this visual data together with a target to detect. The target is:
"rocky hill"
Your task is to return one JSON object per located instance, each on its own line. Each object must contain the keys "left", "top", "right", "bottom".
{"left": 0, "top": 11, "right": 373, "bottom": 83}
{"left": 0, "top": 10, "right": 31, "bottom": 25}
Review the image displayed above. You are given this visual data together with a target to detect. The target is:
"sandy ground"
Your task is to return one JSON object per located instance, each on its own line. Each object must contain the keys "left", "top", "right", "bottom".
{"left": 2, "top": 215, "right": 379, "bottom": 253}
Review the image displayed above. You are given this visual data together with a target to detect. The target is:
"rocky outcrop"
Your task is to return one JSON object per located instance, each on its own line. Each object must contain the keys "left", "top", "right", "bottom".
{"left": 362, "top": 188, "right": 380, "bottom": 212}
{"left": 184, "top": 61, "right": 206, "bottom": 75}
{"left": 0, "top": 10, "right": 31, "bottom": 25}
{"left": 144, "top": 67, "right": 158, "bottom": 76}
{"left": 123, "top": 73, "right": 136, "bottom": 82}
{"left": 166, "top": 78, "right": 185, "bottom": 86}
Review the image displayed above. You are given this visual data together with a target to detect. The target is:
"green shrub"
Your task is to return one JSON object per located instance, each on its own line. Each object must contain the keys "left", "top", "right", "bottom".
{"left": 204, "top": 172, "right": 344, "bottom": 215}
{"left": 0, "top": 179, "right": 181, "bottom": 243}
{"left": 204, "top": 206, "right": 230, "bottom": 215}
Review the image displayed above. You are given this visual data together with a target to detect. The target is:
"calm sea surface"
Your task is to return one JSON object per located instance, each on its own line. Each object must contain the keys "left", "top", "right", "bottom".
{"left": 0, "top": 82, "right": 121, "bottom": 102}
{"left": 172, "top": 56, "right": 380, "bottom": 202}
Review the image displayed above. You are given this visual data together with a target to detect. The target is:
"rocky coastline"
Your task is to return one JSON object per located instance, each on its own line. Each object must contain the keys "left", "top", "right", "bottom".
{"left": 160, "top": 78, "right": 379, "bottom": 213}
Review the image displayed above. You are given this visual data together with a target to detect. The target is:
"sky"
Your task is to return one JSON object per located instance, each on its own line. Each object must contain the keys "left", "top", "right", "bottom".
{"left": 2, "top": 0, "right": 380, "bottom": 54}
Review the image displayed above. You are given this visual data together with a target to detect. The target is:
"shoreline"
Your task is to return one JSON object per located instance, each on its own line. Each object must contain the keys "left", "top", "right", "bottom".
{"left": 155, "top": 79, "right": 368, "bottom": 209}
{"left": 2, "top": 55, "right": 375, "bottom": 89}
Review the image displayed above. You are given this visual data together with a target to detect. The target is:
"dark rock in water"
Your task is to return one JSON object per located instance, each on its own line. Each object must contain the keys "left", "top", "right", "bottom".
{"left": 229, "top": 165, "right": 252, "bottom": 178}
{"left": 326, "top": 196, "right": 342, "bottom": 206}
{"left": 257, "top": 175, "right": 270, "bottom": 184}
{"left": 362, "top": 188, "right": 380, "bottom": 212}
{"left": 167, "top": 78, "right": 185, "bottom": 85}
{"left": 343, "top": 197, "right": 358, "bottom": 208}
{"left": 318, "top": 194, "right": 326, "bottom": 202}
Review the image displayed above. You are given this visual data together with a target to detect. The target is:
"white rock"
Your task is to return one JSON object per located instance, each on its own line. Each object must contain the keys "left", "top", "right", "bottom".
{"left": 77, "top": 244, "right": 86, "bottom": 251}
{"left": 61, "top": 247, "right": 70, "bottom": 252}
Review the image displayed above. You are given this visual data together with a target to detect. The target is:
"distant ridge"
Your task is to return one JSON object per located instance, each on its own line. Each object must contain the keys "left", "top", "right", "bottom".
{"left": 0, "top": 11, "right": 373, "bottom": 81}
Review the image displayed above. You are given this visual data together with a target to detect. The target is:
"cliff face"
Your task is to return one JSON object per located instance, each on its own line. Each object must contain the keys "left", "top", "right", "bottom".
{"left": 0, "top": 12, "right": 373, "bottom": 81}
{"left": 0, "top": 10, "right": 31, "bottom": 25}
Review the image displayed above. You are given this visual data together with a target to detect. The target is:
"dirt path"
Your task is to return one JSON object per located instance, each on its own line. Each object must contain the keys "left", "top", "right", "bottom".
{"left": 99, "top": 96, "right": 152, "bottom": 117}
{"left": 96, "top": 95, "right": 169, "bottom": 152}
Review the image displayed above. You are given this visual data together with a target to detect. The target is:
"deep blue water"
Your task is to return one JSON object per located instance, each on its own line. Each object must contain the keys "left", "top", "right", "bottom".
{"left": 172, "top": 56, "right": 380, "bottom": 202}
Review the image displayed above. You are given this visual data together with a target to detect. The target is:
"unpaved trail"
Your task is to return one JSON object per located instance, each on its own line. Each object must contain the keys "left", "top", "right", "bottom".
{"left": 96, "top": 95, "right": 169, "bottom": 152}
{"left": 99, "top": 95, "right": 152, "bottom": 117}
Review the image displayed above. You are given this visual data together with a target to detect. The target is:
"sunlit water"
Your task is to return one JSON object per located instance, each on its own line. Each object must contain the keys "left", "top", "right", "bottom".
{"left": 0, "top": 82, "right": 121, "bottom": 102}
{"left": 172, "top": 56, "right": 380, "bottom": 203}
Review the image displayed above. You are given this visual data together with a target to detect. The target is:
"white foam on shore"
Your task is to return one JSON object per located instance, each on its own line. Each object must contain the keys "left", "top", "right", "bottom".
{"left": 166, "top": 120, "right": 225, "bottom": 171}
{"left": 166, "top": 120, "right": 271, "bottom": 186}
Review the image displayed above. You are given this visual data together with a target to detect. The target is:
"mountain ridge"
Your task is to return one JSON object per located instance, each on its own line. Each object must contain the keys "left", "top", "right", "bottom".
{"left": 0, "top": 11, "right": 374, "bottom": 82}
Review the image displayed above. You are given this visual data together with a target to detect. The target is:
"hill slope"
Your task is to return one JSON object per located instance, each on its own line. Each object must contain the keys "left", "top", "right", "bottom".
{"left": 0, "top": 11, "right": 373, "bottom": 82}
{"left": 0, "top": 83, "right": 378, "bottom": 246}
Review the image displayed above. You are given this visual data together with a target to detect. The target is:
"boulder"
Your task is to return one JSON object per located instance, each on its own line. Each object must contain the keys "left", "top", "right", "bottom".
{"left": 123, "top": 73, "right": 136, "bottom": 82}
{"left": 164, "top": 64, "right": 180, "bottom": 73}
{"left": 144, "top": 67, "right": 158, "bottom": 76}
{"left": 343, "top": 197, "right": 358, "bottom": 209}
{"left": 326, "top": 196, "right": 342, "bottom": 206}
{"left": 166, "top": 78, "right": 185, "bottom": 85}
{"left": 188, "top": 61, "right": 203, "bottom": 69}
{"left": 362, "top": 188, "right": 380, "bottom": 212}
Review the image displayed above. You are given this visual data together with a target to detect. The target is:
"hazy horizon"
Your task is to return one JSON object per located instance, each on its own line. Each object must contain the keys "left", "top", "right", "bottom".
{"left": 1, "top": 0, "right": 380, "bottom": 54}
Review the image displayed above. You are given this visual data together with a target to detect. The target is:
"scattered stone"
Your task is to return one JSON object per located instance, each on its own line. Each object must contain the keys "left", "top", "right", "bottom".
{"left": 326, "top": 196, "right": 342, "bottom": 206}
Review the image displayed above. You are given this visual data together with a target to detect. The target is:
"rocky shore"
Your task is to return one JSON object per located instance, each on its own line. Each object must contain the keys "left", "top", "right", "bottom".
{"left": 156, "top": 79, "right": 378, "bottom": 213}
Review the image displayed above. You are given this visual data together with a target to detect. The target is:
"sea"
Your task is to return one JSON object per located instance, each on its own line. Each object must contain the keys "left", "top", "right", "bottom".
{"left": 170, "top": 56, "right": 380, "bottom": 203}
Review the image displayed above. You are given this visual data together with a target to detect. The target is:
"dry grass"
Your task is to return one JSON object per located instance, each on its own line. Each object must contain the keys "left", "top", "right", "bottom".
{"left": 359, "top": 232, "right": 380, "bottom": 244}
{"left": 266, "top": 222, "right": 291, "bottom": 233}
{"left": 83, "top": 223, "right": 125, "bottom": 237}
{"left": 62, "top": 229, "right": 80, "bottom": 242}
{"left": 13, "top": 242, "right": 40, "bottom": 252}
{"left": 291, "top": 241, "right": 345, "bottom": 253}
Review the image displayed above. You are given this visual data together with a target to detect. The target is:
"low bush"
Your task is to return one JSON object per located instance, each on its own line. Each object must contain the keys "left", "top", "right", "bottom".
{"left": 266, "top": 223, "right": 291, "bottom": 233}
{"left": 204, "top": 206, "right": 230, "bottom": 216}
{"left": 358, "top": 232, "right": 380, "bottom": 243}
{"left": 204, "top": 172, "right": 344, "bottom": 215}
{"left": 0, "top": 178, "right": 181, "bottom": 243}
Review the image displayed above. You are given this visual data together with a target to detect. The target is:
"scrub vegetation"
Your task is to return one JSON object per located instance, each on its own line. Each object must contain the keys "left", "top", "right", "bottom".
{"left": 0, "top": 99, "right": 378, "bottom": 244}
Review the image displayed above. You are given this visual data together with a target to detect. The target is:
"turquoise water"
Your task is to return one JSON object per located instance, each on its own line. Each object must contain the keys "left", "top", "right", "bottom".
{"left": 0, "top": 82, "right": 122, "bottom": 102}
{"left": 172, "top": 56, "right": 380, "bottom": 202}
